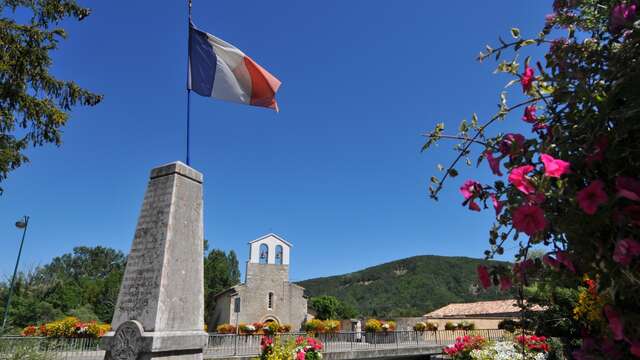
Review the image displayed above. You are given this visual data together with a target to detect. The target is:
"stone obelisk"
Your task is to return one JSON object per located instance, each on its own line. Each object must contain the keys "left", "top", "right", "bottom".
{"left": 102, "top": 162, "right": 208, "bottom": 360}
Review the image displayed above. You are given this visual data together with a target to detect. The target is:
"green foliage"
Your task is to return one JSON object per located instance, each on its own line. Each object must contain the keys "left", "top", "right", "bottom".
{"left": 298, "top": 255, "right": 512, "bottom": 317}
{"left": 204, "top": 249, "right": 241, "bottom": 327}
{"left": 309, "top": 295, "right": 355, "bottom": 320}
{"left": 0, "top": 0, "right": 102, "bottom": 192}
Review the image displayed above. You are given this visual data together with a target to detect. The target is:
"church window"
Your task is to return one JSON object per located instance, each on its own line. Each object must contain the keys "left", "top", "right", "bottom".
{"left": 268, "top": 292, "right": 274, "bottom": 310}
{"left": 259, "top": 244, "right": 269, "bottom": 264}
{"left": 275, "top": 245, "right": 283, "bottom": 265}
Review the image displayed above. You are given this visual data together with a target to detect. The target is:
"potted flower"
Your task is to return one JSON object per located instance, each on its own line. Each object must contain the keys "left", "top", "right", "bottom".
{"left": 364, "top": 319, "right": 396, "bottom": 344}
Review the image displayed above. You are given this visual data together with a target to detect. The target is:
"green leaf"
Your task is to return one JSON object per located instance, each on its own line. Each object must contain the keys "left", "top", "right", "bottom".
{"left": 511, "top": 28, "right": 521, "bottom": 39}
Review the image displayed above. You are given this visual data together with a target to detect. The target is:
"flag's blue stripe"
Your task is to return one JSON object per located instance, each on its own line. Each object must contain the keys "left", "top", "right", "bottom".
{"left": 189, "top": 22, "right": 216, "bottom": 97}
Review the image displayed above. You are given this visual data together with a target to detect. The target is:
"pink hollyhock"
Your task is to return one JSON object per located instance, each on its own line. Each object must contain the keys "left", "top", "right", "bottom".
{"left": 610, "top": 1, "right": 637, "bottom": 33}
{"left": 577, "top": 180, "right": 608, "bottom": 215}
{"left": 491, "top": 194, "right": 503, "bottom": 215}
{"left": 476, "top": 265, "right": 491, "bottom": 289}
{"left": 526, "top": 192, "right": 546, "bottom": 205}
{"left": 499, "top": 275, "right": 512, "bottom": 291}
{"left": 556, "top": 251, "right": 576, "bottom": 273}
{"left": 508, "top": 165, "right": 536, "bottom": 194}
{"left": 512, "top": 205, "right": 547, "bottom": 235}
{"left": 522, "top": 105, "right": 537, "bottom": 123}
{"left": 543, "top": 254, "right": 560, "bottom": 268}
{"left": 296, "top": 351, "right": 306, "bottom": 360}
{"left": 521, "top": 65, "right": 535, "bottom": 93}
{"left": 499, "top": 133, "right": 525, "bottom": 156}
{"left": 540, "top": 154, "right": 571, "bottom": 178}
{"left": 513, "top": 259, "right": 535, "bottom": 281}
{"left": 616, "top": 176, "right": 640, "bottom": 201}
{"left": 630, "top": 341, "right": 640, "bottom": 357}
{"left": 604, "top": 305, "right": 624, "bottom": 341}
{"left": 485, "top": 151, "right": 503, "bottom": 176}
{"left": 532, "top": 122, "right": 548, "bottom": 132}
{"left": 460, "top": 180, "right": 482, "bottom": 212}
{"left": 613, "top": 238, "right": 640, "bottom": 266}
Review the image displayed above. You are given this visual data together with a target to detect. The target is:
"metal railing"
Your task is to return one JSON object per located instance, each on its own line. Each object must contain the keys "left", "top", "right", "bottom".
{"left": 203, "top": 329, "right": 507, "bottom": 358}
{"left": 0, "top": 329, "right": 507, "bottom": 359}
{"left": 0, "top": 336, "right": 103, "bottom": 359}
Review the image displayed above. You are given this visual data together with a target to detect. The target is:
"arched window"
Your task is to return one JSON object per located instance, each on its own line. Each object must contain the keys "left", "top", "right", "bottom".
{"left": 275, "top": 245, "right": 283, "bottom": 265}
{"left": 259, "top": 244, "right": 269, "bottom": 264}
{"left": 268, "top": 292, "right": 274, "bottom": 310}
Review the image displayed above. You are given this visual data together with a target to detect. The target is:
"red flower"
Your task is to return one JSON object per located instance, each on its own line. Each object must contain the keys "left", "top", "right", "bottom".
{"left": 616, "top": 176, "right": 640, "bottom": 201}
{"left": 508, "top": 165, "right": 536, "bottom": 194}
{"left": 604, "top": 305, "right": 624, "bottom": 341}
{"left": 491, "top": 193, "right": 503, "bottom": 215}
{"left": 540, "top": 154, "right": 571, "bottom": 178}
{"left": 521, "top": 65, "right": 535, "bottom": 93}
{"left": 577, "top": 180, "right": 608, "bottom": 215}
{"left": 522, "top": 105, "right": 537, "bottom": 123}
{"left": 612, "top": 238, "right": 640, "bottom": 266}
{"left": 499, "top": 275, "right": 512, "bottom": 291}
{"left": 296, "top": 350, "right": 306, "bottom": 360}
{"left": 476, "top": 265, "right": 491, "bottom": 289}
{"left": 460, "top": 180, "right": 482, "bottom": 212}
{"left": 485, "top": 151, "right": 503, "bottom": 176}
{"left": 512, "top": 205, "right": 547, "bottom": 235}
{"left": 499, "top": 133, "right": 525, "bottom": 156}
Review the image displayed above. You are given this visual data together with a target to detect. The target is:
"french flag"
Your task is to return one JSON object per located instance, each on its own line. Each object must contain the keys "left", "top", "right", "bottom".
{"left": 188, "top": 21, "right": 281, "bottom": 111}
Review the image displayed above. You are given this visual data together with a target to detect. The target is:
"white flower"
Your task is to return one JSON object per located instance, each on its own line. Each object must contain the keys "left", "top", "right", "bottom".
{"left": 382, "top": 324, "right": 390, "bottom": 329}
{"left": 245, "top": 325, "right": 255, "bottom": 331}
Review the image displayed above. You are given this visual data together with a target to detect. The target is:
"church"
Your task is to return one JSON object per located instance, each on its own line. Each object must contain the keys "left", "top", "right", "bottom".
{"left": 209, "top": 234, "right": 309, "bottom": 330}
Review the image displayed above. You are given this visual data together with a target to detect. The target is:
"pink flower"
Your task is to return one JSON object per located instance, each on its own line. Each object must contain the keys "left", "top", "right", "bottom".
{"left": 485, "top": 151, "right": 503, "bottom": 176}
{"left": 610, "top": 2, "right": 637, "bottom": 33}
{"left": 616, "top": 176, "right": 640, "bottom": 201}
{"left": 491, "top": 194, "right": 503, "bottom": 215}
{"left": 499, "top": 276, "right": 512, "bottom": 291}
{"left": 508, "top": 165, "right": 536, "bottom": 194}
{"left": 532, "top": 122, "right": 548, "bottom": 132}
{"left": 521, "top": 65, "right": 535, "bottom": 93}
{"left": 556, "top": 251, "right": 576, "bottom": 273}
{"left": 522, "top": 105, "right": 537, "bottom": 123}
{"left": 296, "top": 350, "right": 306, "bottom": 360}
{"left": 577, "top": 180, "right": 608, "bottom": 215}
{"left": 604, "top": 305, "right": 624, "bottom": 341}
{"left": 477, "top": 265, "right": 491, "bottom": 289}
{"left": 540, "top": 154, "right": 571, "bottom": 178}
{"left": 460, "top": 180, "right": 482, "bottom": 212}
{"left": 612, "top": 238, "right": 640, "bottom": 266}
{"left": 499, "top": 133, "right": 526, "bottom": 156}
{"left": 543, "top": 254, "right": 560, "bottom": 268}
{"left": 512, "top": 205, "right": 547, "bottom": 235}
{"left": 526, "top": 192, "right": 546, "bottom": 205}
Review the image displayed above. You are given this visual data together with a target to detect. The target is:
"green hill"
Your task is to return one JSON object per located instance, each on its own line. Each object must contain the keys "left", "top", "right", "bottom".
{"left": 297, "top": 255, "right": 512, "bottom": 318}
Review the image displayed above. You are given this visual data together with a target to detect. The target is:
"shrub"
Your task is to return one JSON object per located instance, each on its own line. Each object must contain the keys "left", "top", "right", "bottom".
{"left": 444, "top": 322, "right": 457, "bottom": 331}
{"left": 425, "top": 322, "right": 438, "bottom": 331}
{"left": 413, "top": 322, "right": 427, "bottom": 331}
{"left": 304, "top": 319, "right": 325, "bottom": 334}
{"left": 364, "top": 319, "right": 382, "bottom": 332}
{"left": 277, "top": 324, "right": 291, "bottom": 333}
{"left": 24, "top": 317, "right": 110, "bottom": 338}
{"left": 323, "top": 320, "right": 340, "bottom": 333}
{"left": 497, "top": 319, "right": 519, "bottom": 332}
{"left": 216, "top": 324, "right": 236, "bottom": 334}
{"left": 459, "top": 321, "right": 475, "bottom": 330}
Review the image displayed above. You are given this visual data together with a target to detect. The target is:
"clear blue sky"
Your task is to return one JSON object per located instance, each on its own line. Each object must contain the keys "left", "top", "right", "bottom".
{"left": 1, "top": 1, "right": 551, "bottom": 282}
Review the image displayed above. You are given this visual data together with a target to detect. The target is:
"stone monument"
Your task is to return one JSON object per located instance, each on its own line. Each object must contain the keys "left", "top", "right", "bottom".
{"left": 102, "top": 162, "right": 208, "bottom": 360}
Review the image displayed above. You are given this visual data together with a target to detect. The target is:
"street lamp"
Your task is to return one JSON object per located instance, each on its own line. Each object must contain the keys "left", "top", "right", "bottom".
{"left": 1, "top": 216, "right": 29, "bottom": 332}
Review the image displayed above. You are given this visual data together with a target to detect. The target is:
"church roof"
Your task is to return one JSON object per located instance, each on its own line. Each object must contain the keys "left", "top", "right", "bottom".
{"left": 248, "top": 233, "right": 293, "bottom": 247}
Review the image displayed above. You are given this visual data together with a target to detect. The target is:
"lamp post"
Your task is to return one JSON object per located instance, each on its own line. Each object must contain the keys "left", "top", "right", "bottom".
{"left": 1, "top": 216, "right": 29, "bottom": 332}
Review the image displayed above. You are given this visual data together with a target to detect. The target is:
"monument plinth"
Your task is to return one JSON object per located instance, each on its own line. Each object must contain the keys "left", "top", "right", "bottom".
{"left": 102, "top": 162, "right": 208, "bottom": 360}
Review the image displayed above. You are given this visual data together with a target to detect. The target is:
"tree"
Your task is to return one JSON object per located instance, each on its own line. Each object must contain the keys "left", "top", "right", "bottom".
{"left": 204, "top": 249, "right": 241, "bottom": 326}
{"left": 309, "top": 295, "right": 357, "bottom": 320}
{"left": 423, "top": 0, "right": 640, "bottom": 357}
{"left": 0, "top": 0, "right": 102, "bottom": 192}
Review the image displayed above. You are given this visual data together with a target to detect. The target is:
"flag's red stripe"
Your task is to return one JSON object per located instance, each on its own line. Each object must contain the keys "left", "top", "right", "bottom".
{"left": 243, "top": 57, "right": 282, "bottom": 110}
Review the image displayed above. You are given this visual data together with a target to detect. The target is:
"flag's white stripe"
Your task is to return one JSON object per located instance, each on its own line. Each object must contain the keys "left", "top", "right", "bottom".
{"left": 204, "top": 33, "right": 252, "bottom": 104}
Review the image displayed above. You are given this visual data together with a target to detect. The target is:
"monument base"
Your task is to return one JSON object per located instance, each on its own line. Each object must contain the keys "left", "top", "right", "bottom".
{"left": 101, "top": 320, "right": 208, "bottom": 360}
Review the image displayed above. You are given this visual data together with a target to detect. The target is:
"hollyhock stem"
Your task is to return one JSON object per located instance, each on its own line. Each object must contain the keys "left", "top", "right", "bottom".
{"left": 421, "top": 134, "right": 498, "bottom": 149}
{"left": 430, "top": 97, "right": 548, "bottom": 199}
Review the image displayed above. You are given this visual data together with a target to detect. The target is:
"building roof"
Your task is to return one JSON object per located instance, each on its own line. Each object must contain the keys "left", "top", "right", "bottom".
{"left": 424, "top": 299, "right": 544, "bottom": 318}
{"left": 248, "top": 233, "right": 293, "bottom": 247}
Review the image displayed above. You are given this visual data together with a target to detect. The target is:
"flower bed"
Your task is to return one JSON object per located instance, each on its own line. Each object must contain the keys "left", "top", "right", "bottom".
{"left": 259, "top": 335, "right": 323, "bottom": 360}
{"left": 21, "top": 317, "right": 110, "bottom": 339}
{"left": 443, "top": 334, "right": 549, "bottom": 360}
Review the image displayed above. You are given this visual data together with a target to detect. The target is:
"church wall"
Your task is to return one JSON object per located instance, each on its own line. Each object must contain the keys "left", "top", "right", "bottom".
{"left": 210, "top": 291, "right": 233, "bottom": 329}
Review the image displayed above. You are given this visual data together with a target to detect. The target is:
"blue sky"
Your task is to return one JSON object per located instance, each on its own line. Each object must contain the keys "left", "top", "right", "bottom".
{"left": 0, "top": 1, "right": 552, "bottom": 282}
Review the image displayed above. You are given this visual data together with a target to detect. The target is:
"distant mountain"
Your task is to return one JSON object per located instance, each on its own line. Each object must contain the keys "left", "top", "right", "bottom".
{"left": 297, "top": 255, "right": 512, "bottom": 318}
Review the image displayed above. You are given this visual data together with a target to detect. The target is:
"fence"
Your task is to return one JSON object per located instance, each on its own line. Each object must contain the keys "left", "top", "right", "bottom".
{"left": 0, "top": 329, "right": 506, "bottom": 359}
{"left": 0, "top": 336, "right": 103, "bottom": 359}
{"left": 203, "top": 329, "right": 507, "bottom": 358}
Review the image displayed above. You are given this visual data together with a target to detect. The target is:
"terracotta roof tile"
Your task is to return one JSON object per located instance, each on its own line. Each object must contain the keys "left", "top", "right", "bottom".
{"left": 424, "top": 299, "right": 543, "bottom": 318}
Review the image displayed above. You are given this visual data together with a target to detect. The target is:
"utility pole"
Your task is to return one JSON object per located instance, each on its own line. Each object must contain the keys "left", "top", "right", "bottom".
{"left": 1, "top": 216, "right": 29, "bottom": 332}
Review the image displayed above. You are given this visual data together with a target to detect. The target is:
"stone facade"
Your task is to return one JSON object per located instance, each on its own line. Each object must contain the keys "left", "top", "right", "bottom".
{"left": 210, "top": 234, "right": 308, "bottom": 330}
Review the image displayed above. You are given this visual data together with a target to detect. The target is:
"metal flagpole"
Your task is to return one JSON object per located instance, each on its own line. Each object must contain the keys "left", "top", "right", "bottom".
{"left": 186, "top": 0, "right": 192, "bottom": 166}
